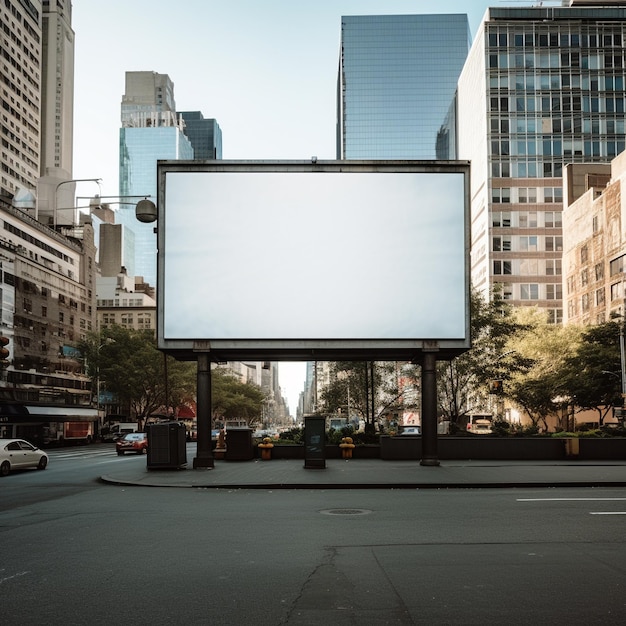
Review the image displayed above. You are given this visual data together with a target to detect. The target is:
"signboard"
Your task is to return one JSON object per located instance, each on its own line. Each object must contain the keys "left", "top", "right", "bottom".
{"left": 157, "top": 160, "right": 470, "bottom": 361}
{"left": 304, "top": 415, "right": 326, "bottom": 469}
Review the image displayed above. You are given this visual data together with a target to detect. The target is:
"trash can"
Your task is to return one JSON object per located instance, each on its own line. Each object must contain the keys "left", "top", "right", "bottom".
{"left": 147, "top": 421, "right": 187, "bottom": 469}
{"left": 304, "top": 415, "right": 326, "bottom": 469}
{"left": 225, "top": 428, "right": 254, "bottom": 460}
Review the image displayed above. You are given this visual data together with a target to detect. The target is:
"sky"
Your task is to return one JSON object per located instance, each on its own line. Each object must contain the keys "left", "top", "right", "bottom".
{"left": 71, "top": 0, "right": 497, "bottom": 416}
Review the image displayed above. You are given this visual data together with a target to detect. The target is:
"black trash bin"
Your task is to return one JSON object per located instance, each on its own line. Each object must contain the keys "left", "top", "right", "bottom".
{"left": 147, "top": 421, "right": 187, "bottom": 469}
{"left": 225, "top": 428, "right": 254, "bottom": 460}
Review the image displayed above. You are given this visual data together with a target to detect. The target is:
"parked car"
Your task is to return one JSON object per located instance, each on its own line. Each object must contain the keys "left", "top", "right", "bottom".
{"left": 399, "top": 426, "right": 421, "bottom": 435}
{"left": 0, "top": 438, "right": 49, "bottom": 476}
{"left": 116, "top": 432, "right": 148, "bottom": 455}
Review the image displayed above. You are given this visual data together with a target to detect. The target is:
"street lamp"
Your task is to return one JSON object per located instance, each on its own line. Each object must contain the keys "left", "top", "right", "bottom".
{"left": 54, "top": 178, "right": 102, "bottom": 228}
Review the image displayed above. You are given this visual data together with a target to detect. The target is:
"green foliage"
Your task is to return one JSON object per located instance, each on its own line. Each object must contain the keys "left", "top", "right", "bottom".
{"left": 211, "top": 367, "right": 266, "bottom": 427}
{"left": 559, "top": 319, "right": 623, "bottom": 426}
{"left": 490, "top": 418, "right": 511, "bottom": 437}
{"left": 78, "top": 326, "right": 196, "bottom": 420}
{"left": 326, "top": 425, "right": 355, "bottom": 445}
{"left": 277, "top": 427, "right": 304, "bottom": 444}
{"left": 438, "top": 287, "right": 533, "bottom": 425}
{"left": 320, "top": 361, "right": 417, "bottom": 431}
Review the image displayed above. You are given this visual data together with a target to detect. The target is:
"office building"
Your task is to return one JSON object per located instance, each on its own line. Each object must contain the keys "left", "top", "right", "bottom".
{"left": 562, "top": 153, "right": 625, "bottom": 326}
{"left": 1, "top": 0, "right": 77, "bottom": 224}
{"left": 118, "top": 72, "right": 193, "bottom": 287}
{"left": 457, "top": 3, "right": 626, "bottom": 323}
{"left": 180, "top": 112, "right": 222, "bottom": 159}
{"left": 337, "top": 14, "right": 471, "bottom": 160}
{"left": 40, "top": 0, "right": 74, "bottom": 179}
{"left": 0, "top": 199, "right": 96, "bottom": 406}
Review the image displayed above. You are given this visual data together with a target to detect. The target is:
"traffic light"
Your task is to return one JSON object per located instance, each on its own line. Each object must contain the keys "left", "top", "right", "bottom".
{"left": 0, "top": 336, "right": 9, "bottom": 368}
{"left": 489, "top": 379, "right": 503, "bottom": 395}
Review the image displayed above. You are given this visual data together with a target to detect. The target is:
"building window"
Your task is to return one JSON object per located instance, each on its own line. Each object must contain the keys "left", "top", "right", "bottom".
{"left": 493, "top": 260, "right": 512, "bottom": 275}
{"left": 581, "top": 268, "right": 589, "bottom": 286}
{"left": 547, "top": 309, "right": 563, "bottom": 324}
{"left": 610, "top": 255, "right": 625, "bottom": 276}
{"left": 492, "top": 211, "right": 511, "bottom": 227}
{"left": 546, "top": 260, "right": 562, "bottom": 276}
{"left": 519, "top": 236, "right": 538, "bottom": 251}
{"left": 582, "top": 293, "right": 590, "bottom": 312}
{"left": 568, "top": 299, "right": 576, "bottom": 318}
{"left": 581, "top": 245, "right": 589, "bottom": 264}
{"left": 596, "top": 288, "right": 605, "bottom": 306}
{"left": 520, "top": 284, "right": 539, "bottom": 300}
{"left": 545, "top": 236, "right": 563, "bottom": 252}
{"left": 493, "top": 236, "right": 511, "bottom": 251}
{"left": 610, "top": 282, "right": 623, "bottom": 301}
{"left": 546, "top": 284, "right": 562, "bottom": 300}
{"left": 595, "top": 263, "right": 604, "bottom": 281}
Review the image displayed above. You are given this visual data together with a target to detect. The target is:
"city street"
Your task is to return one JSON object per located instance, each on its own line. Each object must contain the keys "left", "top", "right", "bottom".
{"left": 1, "top": 444, "right": 626, "bottom": 624}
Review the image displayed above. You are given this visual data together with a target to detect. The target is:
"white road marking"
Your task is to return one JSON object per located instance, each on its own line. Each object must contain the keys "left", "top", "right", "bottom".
{"left": 517, "top": 498, "right": 626, "bottom": 502}
{"left": 590, "top": 512, "right": 626, "bottom": 515}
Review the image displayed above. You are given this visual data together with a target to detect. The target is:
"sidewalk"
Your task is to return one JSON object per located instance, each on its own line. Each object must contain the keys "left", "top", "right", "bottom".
{"left": 100, "top": 457, "right": 626, "bottom": 489}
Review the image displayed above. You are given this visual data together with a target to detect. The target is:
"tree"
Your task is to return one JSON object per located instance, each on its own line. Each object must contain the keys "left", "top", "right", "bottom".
{"left": 79, "top": 326, "right": 196, "bottom": 425}
{"left": 211, "top": 368, "right": 266, "bottom": 428}
{"left": 560, "top": 319, "right": 623, "bottom": 426}
{"left": 320, "top": 361, "right": 420, "bottom": 431}
{"left": 437, "top": 288, "right": 533, "bottom": 428}
{"left": 505, "top": 307, "right": 581, "bottom": 431}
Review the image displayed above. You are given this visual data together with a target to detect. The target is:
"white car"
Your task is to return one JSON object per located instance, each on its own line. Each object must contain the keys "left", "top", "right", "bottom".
{"left": 0, "top": 438, "right": 49, "bottom": 476}
{"left": 399, "top": 426, "right": 421, "bottom": 435}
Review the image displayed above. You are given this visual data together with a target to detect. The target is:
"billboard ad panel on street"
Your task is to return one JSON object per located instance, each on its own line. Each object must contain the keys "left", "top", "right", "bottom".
{"left": 157, "top": 160, "right": 470, "bottom": 361}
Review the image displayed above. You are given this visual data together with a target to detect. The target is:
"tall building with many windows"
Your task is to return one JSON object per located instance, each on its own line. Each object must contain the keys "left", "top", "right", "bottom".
{"left": 180, "top": 112, "right": 222, "bottom": 160}
{"left": 118, "top": 72, "right": 193, "bottom": 287}
{"left": 1, "top": 0, "right": 75, "bottom": 204}
{"left": 337, "top": 14, "right": 471, "bottom": 160}
{"left": 457, "top": 3, "right": 626, "bottom": 323}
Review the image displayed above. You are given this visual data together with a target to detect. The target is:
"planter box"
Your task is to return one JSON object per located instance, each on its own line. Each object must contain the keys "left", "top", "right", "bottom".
{"left": 253, "top": 438, "right": 626, "bottom": 461}
{"left": 254, "top": 444, "right": 381, "bottom": 460}
{"left": 381, "top": 436, "right": 566, "bottom": 461}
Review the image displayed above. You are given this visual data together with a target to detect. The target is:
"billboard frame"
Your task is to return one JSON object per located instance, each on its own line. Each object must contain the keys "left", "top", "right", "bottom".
{"left": 156, "top": 159, "right": 471, "bottom": 362}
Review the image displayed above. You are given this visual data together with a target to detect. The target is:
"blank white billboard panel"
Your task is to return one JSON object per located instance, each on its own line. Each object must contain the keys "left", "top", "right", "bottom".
{"left": 157, "top": 161, "right": 470, "bottom": 360}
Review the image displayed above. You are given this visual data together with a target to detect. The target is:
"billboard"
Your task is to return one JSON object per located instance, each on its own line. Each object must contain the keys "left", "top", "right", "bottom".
{"left": 157, "top": 160, "right": 470, "bottom": 361}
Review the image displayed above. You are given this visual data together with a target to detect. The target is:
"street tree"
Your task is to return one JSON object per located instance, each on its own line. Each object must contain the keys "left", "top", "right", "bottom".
{"left": 211, "top": 367, "right": 266, "bottom": 428}
{"left": 437, "top": 288, "right": 533, "bottom": 429}
{"left": 560, "top": 319, "right": 623, "bottom": 426}
{"left": 505, "top": 307, "right": 581, "bottom": 431}
{"left": 320, "top": 361, "right": 420, "bottom": 431}
{"left": 79, "top": 326, "right": 196, "bottom": 425}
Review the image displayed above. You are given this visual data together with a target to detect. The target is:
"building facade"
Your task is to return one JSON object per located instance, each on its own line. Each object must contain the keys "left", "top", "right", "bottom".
{"left": 1, "top": 0, "right": 43, "bottom": 201}
{"left": 118, "top": 71, "right": 193, "bottom": 287}
{"left": 96, "top": 272, "right": 156, "bottom": 334}
{"left": 180, "top": 111, "right": 222, "bottom": 160}
{"left": 457, "top": 3, "right": 626, "bottom": 322}
{"left": 337, "top": 13, "right": 471, "bottom": 160}
{"left": 562, "top": 152, "right": 626, "bottom": 326}
{"left": 40, "top": 0, "right": 74, "bottom": 179}
{"left": 0, "top": 199, "right": 96, "bottom": 404}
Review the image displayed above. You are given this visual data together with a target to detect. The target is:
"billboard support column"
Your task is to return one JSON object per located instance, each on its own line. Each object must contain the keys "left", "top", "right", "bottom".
{"left": 420, "top": 348, "right": 440, "bottom": 467}
{"left": 193, "top": 353, "right": 214, "bottom": 469}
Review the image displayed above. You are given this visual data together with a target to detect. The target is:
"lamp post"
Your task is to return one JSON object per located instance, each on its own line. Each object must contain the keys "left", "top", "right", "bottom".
{"left": 54, "top": 178, "right": 102, "bottom": 228}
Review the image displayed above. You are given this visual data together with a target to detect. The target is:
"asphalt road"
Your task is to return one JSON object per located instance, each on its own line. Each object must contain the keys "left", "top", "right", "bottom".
{"left": 1, "top": 444, "right": 626, "bottom": 624}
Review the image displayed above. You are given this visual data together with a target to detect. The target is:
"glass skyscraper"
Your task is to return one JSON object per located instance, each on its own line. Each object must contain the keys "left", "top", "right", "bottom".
{"left": 118, "top": 72, "right": 193, "bottom": 287}
{"left": 180, "top": 111, "right": 223, "bottom": 160}
{"left": 457, "top": 4, "right": 626, "bottom": 323}
{"left": 337, "top": 14, "right": 471, "bottom": 160}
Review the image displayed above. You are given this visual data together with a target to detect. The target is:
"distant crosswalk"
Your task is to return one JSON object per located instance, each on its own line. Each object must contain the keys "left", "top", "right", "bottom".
{"left": 46, "top": 445, "right": 119, "bottom": 461}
